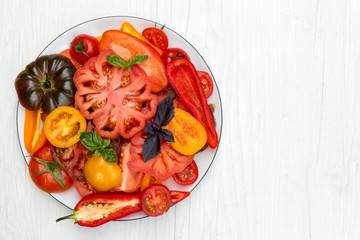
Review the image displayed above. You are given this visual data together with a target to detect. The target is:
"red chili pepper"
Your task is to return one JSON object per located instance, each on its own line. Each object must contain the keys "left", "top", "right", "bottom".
{"left": 56, "top": 192, "right": 141, "bottom": 227}
{"left": 166, "top": 58, "right": 219, "bottom": 148}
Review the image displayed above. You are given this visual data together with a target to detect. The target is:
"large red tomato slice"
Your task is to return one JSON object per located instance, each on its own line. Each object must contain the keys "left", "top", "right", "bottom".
{"left": 74, "top": 49, "right": 162, "bottom": 139}
{"left": 112, "top": 142, "right": 144, "bottom": 193}
{"left": 99, "top": 30, "right": 168, "bottom": 92}
{"left": 128, "top": 132, "right": 194, "bottom": 181}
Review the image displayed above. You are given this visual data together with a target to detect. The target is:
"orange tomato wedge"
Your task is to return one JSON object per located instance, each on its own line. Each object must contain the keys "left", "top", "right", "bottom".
{"left": 24, "top": 109, "right": 47, "bottom": 154}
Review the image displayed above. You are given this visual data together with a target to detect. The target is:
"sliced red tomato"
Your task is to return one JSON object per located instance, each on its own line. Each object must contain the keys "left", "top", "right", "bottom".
{"left": 161, "top": 48, "right": 190, "bottom": 65}
{"left": 112, "top": 142, "right": 144, "bottom": 193}
{"left": 128, "top": 132, "right": 194, "bottom": 181}
{"left": 74, "top": 49, "right": 162, "bottom": 139}
{"left": 141, "top": 184, "right": 171, "bottom": 217}
{"left": 170, "top": 191, "right": 190, "bottom": 204}
{"left": 73, "top": 180, "right": 96, "bottom": 197}
{"left": 99, "top": 30, "right": 168, "bottom": 92}
{"left": 197, "top": 71, "right": 214, "bottom": 98}
{"left": 172, "top": 161, "right": 199, "bottom": 185}
{"left": 142, "top": 28, "right": 169, "bottom": 51}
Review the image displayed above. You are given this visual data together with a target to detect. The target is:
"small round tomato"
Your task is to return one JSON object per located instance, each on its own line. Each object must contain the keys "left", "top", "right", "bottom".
{"left": 141, "top": 184, "right": 171, "bottom": 217}
{"left": 44, "top": 106, "right": 87, "bottom": 148}
{"left": 161, "top": 48, "right": 190, "bottom": 65}
{"left": 172, "top": 161, "right": 199, "bottom": 185}
{"left": 142, "top": 28, "right": 169, "bottom": 51}
{"left": 73, "top": 180, "right": 96, "bottom": 197}
{"left": 83, "top": 156, "right": 122, "bottom": 192}
{"left": 29, "top": 141, "right": 73, "bottom": 193}
{"left": 70, "top": 34, "right": 99, "bottom": 65}
{"left": 163, "top": 108, "right": 207, "bottom": 155}
{"left": 197, "top": 71, "right": 214, "bottom": 98}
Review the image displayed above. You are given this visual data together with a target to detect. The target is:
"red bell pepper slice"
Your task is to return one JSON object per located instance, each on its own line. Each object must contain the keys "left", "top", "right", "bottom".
{"left": 166, "top": 58, "right": 219, "bottom": 148}
{"left": 56, "top": 192, "right": 141, "bottom": 227}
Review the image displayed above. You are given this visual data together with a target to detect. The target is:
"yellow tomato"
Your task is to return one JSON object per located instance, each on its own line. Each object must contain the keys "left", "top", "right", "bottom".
{"left": 163, "top": 108, "right": 207, "bottom": 155}
{"left": 140, "top": 174, "right": 162, "bottom": 191}
{"left": 83, "top": 156, "right": 122, "bottom": 192}
{"left": 44, "top": 106, "right": 87, "bottom": 148}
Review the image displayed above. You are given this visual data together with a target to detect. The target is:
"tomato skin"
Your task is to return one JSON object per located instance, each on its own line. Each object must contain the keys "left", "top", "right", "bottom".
{"left": 29, "top": 142, "right": 73, "bottom": 193}
{"left": 141, "top": 184, "right": 171, "bottom": 217}
{"left": 197, "top": 71, "right": 214, "bottom": 98}
{"left": 99, "top": 30, "right": 168, "bottom": 92}
{"left": 163, "top": 108, "right": 207, "bottom": 155}
{"left": 83, "top": 156, "right": 122, "bottom": 192}
{"left": 170, "top": 191, "right": 190, "bottom": 204}
{"left": 161, "top": 48, "right": 190, "bottom": 65}
{"left": 44, "top": 106, "right": 87, "bottom": 148}
{"left": 56, "top": 192, "right": 141, "bottom": 227}
{"left": 69, "top": 34, "right": 99, "bottom": 65}
{"left": 142, "top": 28, "right": 169, "bottom": 51}
{"left": 172, "top": 161, "right": 199, "bottom": 185}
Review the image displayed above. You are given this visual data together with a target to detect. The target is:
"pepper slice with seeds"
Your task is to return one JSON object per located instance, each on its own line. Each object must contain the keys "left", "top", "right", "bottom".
{"left": 56, "top": 192, "right": 141, "bottom": 227}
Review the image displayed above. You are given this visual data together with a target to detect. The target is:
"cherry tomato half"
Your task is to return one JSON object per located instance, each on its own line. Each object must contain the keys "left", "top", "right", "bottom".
{"left": 70, "top": 34, "right": 99, "bottom": 65}
{"left": 172, "top": 161, "right": 199, "bottom": 185}
{"left": 197, "top": 71, "right": 214, "bottom": 98}
{"left": 141, "top": 184, "right": 171, "bottom": 217}
{"left": 142, "top": 27, "right": 169, "bottom": 51}
{"left": 161, "top": 48, "right": 190, "bottom": 65}
{"left": 83, "top": 156, "right": 122, "bottom": 192}
{"left": 44, "top": 106, "right": 87, "bottom": 148}
{"left": 29, "top": 141, "right": 73, "bottom": 193}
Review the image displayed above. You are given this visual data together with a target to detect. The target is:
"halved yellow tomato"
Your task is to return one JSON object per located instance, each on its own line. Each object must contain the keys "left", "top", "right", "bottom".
{"left": 83, "top": 156, "right": 122, "bottom": 192}
{"left": 140, "top": 174, "right": 162, "bottom": 191}
{"left": 163, "top": 108, "right": 207, "bottom": 155}
{"left": 43, "top": 106, "right": 87, "bottom": 148}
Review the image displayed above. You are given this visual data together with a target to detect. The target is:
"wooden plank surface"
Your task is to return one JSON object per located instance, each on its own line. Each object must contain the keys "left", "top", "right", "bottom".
{"left": 1, "top": 0, "right": 360, "bottom": 239}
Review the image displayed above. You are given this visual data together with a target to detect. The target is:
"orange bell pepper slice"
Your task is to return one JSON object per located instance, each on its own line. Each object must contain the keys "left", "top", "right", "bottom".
{"left": 120, "top": 22, "right": 163, "bottom": 55}
{"left": 24, "top": 109, "right": 47, "bottom": 154}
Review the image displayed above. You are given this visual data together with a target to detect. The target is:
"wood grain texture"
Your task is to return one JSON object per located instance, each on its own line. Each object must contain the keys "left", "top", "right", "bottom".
{"left": 2, "top": 0, "right": 360, "bottom": 239}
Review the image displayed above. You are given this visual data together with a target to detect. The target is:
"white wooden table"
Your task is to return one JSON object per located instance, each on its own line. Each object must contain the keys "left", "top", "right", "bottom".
{"left": 2, "top": 0, "right": 360, "bottom": 239}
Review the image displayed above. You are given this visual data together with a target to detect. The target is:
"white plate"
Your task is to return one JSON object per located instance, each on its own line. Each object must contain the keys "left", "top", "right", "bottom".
{"left": 16, "top": 16, "right": 222, "bottom": 221}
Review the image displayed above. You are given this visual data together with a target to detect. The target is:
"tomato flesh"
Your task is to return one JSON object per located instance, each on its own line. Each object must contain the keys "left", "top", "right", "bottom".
{"left": 142, "top": 28, "right": 169, "bottom": 51}
{"left": 141, "top": 184, "right": 171, "bottom": 217}
{"left": 29, "top": 142, "right": 73, "bottom": 193}
{"left": 44, "top": 106, "right": 87, "bottom": 148}
{"left": 73, "top": 180, "right": 96, "bottom": 197}
{"left": 197, "top": 71, "right": 214, "bottom": 98}
{"left": 173, "top": 161, "right": 199, "bottom": 185}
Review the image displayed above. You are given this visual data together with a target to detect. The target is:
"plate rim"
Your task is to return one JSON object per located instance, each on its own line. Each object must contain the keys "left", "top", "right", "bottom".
{"left": 16, "top": 15, "right": 223, "bottom": 222}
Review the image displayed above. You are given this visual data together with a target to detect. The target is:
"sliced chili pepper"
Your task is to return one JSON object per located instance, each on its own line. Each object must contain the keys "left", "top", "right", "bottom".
{"left": 24, "top": 109, "right": 47, "bottom": 154}
{"left": 56, "top": 192, "right": 141, "bottom": 227}
{"left": 170, "top": 191, "right": 190, "bottom": 204}
{"left": 166, "top": 58, "right": 219, "bottom": 148}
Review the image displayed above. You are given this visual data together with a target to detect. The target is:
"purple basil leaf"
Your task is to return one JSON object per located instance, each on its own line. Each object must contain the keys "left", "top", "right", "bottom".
{"left": 143, "top": 122, "right": 159, "bottom": 135}
{"left": 158, "top": 129, "right": 175, "bottom": 142}
{"left": 142, "top": 134, "right": 160, "bottom": 162}
{"left": 153, "top": 96, "right": 174, "bottom": 126}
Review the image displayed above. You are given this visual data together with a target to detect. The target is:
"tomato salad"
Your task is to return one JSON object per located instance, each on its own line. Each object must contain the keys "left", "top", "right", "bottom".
{"left": 15, "top": 21, "right": 218, "bottom": 227}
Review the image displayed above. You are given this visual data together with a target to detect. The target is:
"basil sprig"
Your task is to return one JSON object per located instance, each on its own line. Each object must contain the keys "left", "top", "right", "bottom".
{"left": 106, "top": 55, "right": 148, "bottom": 72}
{"left": 142, "top": 96, "right": 175, "bottom": 162}
{"left": 80, "top": 132, "right": 117, "bottom": 163}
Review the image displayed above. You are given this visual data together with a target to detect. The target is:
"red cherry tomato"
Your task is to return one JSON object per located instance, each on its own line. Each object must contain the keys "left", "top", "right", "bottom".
{"left": 172, "top": 161, "right": 199, "bottom": 185}
{"left": 161, "top": 48, "right": 190, "bottom": 65}
{"left": 69, "top": 34, "right": 99, "bottom": 65}
{"left": 197, "top": 71, "right": 214, "bottom": 98}
{"left": 142, "top": 28, "right": 169, "bottom": 51}
{"left": 141, "top": 184, "right": 172, "bottom": 217}
{"left": 29, "top": 141, "right": 73, "bottom": 193}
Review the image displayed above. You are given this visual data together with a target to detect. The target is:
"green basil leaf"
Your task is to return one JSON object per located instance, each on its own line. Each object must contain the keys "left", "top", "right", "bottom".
{"left": 93, "top": 149, "right": 101, "bottom": 157}
{"left": 130, "top": 55, "right": 148, "bottom": 65}
{"left": 106, "top": 55, "right": 126, "bottom": 68}
{"left": 102, "top": 139, "right": 110, "bottom": 148}
{"left": 80, "top": 132, "right": 103, "bottom": 151}
{"left": 101, "top": 148, "right": 117, "bottom": 163}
